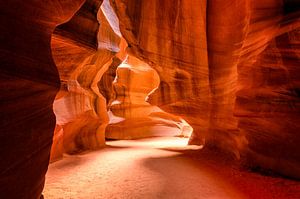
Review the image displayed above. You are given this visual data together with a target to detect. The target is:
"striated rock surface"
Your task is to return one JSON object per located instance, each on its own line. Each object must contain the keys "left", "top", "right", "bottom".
{"left": 106, "top": 55, "right": 192, "bottom": 139}
{"left": 0, "top": 0, "right": 85, "bottom": 198}
{"left": 205, "top": 0, "right": 252, "bottom": 157}
{"left": 236, "top": 28, "right": 300, "bottom": 177}
{"left": 50, "top": 0, "right": 124, "bottom": 161}
{"left": 111, "top": 0, "right": 210, "bottom": 144}
{"left": 0, "top": 0, "right": 300, "bottom": 197}
{"left": 233, "top": 0, "right": 300, "bottom": 178}
{"left": 112, "top": 0, "right": 300, "bottom": 178}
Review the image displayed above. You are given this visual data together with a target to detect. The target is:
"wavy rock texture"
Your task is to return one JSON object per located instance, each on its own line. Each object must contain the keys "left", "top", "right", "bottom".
{"left": 206, "top": 0, "right": 300, "bottom": 178}
{"left": 50, "top": 0, "right": 191, "bottom": 161}
{"left": 106, "top": 55, "right": 192, "bottom": 139}
{"left": 50, "top": 0, "right": 125, "bottom": 161}
{"left": 235, "top": 27, "right": 300, "bottom": 178}
{"left": 111, "top": 0, "right": 210, "bottom": 144}
{"left": 206, "top": 0, "right": 251, "bottom": 157}
{"left": 0, "top": 0, "right": 300, "bottom": 197}
{"left": 225, "top": 0, "right": 300, "bottom": 178}
{"left": 111, "top": 0, "right": 300, "bottom": 178}
{"left": 0, "top": 0, "right": 86, "bottom": 198}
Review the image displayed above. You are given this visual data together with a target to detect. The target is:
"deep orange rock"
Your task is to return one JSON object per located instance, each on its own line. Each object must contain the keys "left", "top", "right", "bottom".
{"left": 0, "top": 0, "right": 300, "bottom": 198}
{"left": 236, "top": 27, "right": 300, "bottom": 178}
{"left": 106, "top": 55, "right": 192, "bottom": 139}
{"left": 112, "top": 0, "right": 300, "bottom": 178}
{"left": 50, "top": 0, "right": 124, "bottom": 160}
{"left": 111, "top": 0, "right": 210, "bottom": 144}
{"left": 0, "top": 0, "right": 85, "bottom": 198}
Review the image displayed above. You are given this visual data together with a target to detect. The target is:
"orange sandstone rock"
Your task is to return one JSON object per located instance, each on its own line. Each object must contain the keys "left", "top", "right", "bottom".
{"left": 106, "top": 55, "right": 192, "bottom": 139}
{"left": 112, "top": 0, "right": 300, "bottom": 178}
{"left": 111, "top": 0, "right": 210, "bottom": 144}
{"left": 0, "top": 0, "right": 86, "bottom": 198}
{"left": 50, "top": 0, "right": 123, "bottom": 159}
{"left": 0, "top": 1, "right": 300, "bottom": 198}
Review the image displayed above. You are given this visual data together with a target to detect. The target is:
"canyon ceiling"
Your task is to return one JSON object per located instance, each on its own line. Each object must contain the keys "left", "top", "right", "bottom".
{"left": 0, "top": 0, "right": 299, "bottom": 198}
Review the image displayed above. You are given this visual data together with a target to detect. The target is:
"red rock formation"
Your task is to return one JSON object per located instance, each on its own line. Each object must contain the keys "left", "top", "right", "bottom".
{"left": 111, "top": 0, "right": 300, "bottom": 178}
{"left": 50, "top": 0, "right": 126, "bottom": 160}
{"left": 106, "top": 55, "right": 192, "bottom": 139}
{"left": 236, "top": 28, "right": 300, "bottom": 178}
{"left": 0, "top": 0, "right": 86, "bottom": 198}
{"left": 111, "top": 0, "right": 210, "bottom": 144}
{"left": 50, "top": 0, "right": 103, "bottom": 161}
{"left": 0, "top": 0, "right": 300, "bottom": 197}
{"left": 206, "top": 0, "right": 300, "bottom": 178}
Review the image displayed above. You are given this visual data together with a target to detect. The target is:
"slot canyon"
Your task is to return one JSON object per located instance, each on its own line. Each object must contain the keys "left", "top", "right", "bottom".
{"left": 0, "top": 0, "right": 300, "bottom": 198}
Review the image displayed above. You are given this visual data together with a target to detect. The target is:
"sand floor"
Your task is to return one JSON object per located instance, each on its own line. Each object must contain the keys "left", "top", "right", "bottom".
{"left": 44, "top": 137, "right": 300, "bottom": 199}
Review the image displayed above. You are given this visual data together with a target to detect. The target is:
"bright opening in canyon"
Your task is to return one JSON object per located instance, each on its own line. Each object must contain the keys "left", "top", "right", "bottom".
{"left": 0, "top": 0, "right": 300, "bottom": 198}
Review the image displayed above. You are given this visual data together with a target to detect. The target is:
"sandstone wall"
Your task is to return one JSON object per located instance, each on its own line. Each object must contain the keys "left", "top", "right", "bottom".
{"left": 0, "top": 0, "right": 85, "bottom": 198}
{"left": 111, "top": 0, "right": 210, "bottom": 144}
{"left": 111, "top": 0, "right": 300, "bottom": 178}
{"left": 0, "top": 1, "right": 299, "bottom": 198}
{"left": 50, "top": 0, "right": 123, "bottom": 161}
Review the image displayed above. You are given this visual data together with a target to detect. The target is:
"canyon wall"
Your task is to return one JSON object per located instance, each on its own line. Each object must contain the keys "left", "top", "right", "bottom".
{"left": 50, "top": 0, "right": 105, "bottom": 161}
{"left": 50, "top": 0, "right": 188, "bottom": 160}
{"left": 111, "top": 0, "right": 210, "bottom": 145}
{"left": 111, "top": 0, "right": 300, "bottom": 178}
{"left": 50, "top": 0, "right": 133, "bottom": 161}
{"left": 106, "top": 55, "right": 192, "bottom": 139}
{"left": 0, "top": 0, "right": 299, "bottom": 198}
{"left": 0, "top": 0, "right": 86, "bottom": 198}
{"left": 236, "top": 29, "right": 300, "bottom": 179}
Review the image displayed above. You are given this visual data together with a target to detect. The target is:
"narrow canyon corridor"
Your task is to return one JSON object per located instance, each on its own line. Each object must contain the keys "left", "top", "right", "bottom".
{"left": 44, "top": 137, "right": 300, "bottom": 199}
{"left": 1, "top": 0, "right": 300, "bottom": 198}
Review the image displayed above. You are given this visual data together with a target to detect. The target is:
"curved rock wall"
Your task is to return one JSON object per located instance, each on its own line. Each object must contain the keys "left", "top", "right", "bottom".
{"left": 0, "top": 0, "right": 300, "bottom": 197}
{"left": 0, "top": 0, "right": 85, "bottom": 198}
{"left": 236, "top": 28, "right": 300, "bottom": 177}
{"left": 111, "top": 0, "right": 300, "bottom": 178}
{"left": 206, "top": 0, "right": 251, "bottom": 157}
{"left": 111, "top": 0, "right": 210, "bottom": 144}
{"left": 106, "top": 55, "right": 192, "bottom": 139}
{"left": 50, "top": 0, "right": 124, "bottom": 161}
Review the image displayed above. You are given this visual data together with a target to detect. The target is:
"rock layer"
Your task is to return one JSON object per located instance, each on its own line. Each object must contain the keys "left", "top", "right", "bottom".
{"left": 236, "top": 27, "right": 300, "bottom": 177}
{"left": 50, "top": 0, "right": 123, "bottom": 161}
{"left": 106, "top": 56, "right": 192, "bottom": 139}
{"left": 0, "top": 0, "right": 300, "bottom": 198}
{"left": 111, "top": 0, "right": 210, "bottom": 144}
{"left": 111, "top": 0, "right": 300, "bottom": 178}
{"left": 0, "top": 0, "right": 85, "bottom": 198}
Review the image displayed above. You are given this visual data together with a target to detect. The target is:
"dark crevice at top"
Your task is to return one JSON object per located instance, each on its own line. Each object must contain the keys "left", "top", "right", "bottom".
{"left": 284, "top": 0, "right": 300, "bottom": 15}
{"left": 54, "top": 0, "right": 103, "bottom": 50}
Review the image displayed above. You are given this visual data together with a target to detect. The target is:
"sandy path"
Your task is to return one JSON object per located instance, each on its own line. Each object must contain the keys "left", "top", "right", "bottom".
{"left": 44, "top": 137, "right": 300, "bottom": 199}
